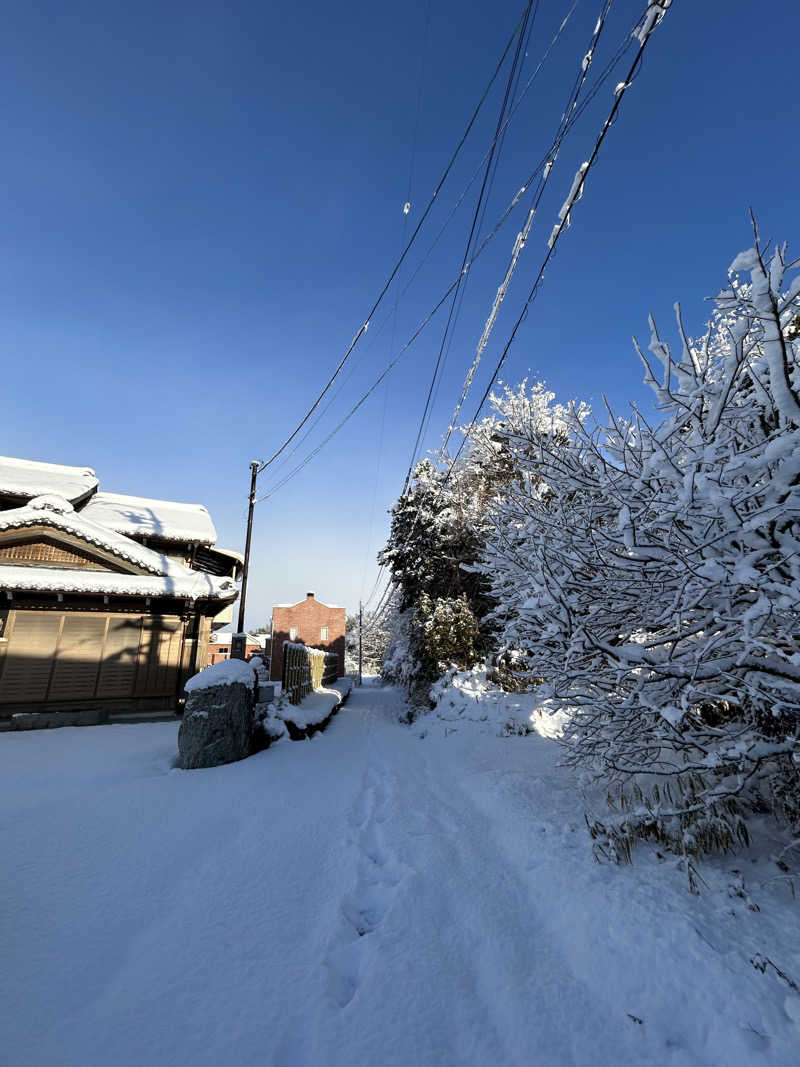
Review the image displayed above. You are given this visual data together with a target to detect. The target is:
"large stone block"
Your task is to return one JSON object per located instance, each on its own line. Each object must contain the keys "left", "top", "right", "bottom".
{"left": 179, "top": 680, "right": 254, "bottom": 770}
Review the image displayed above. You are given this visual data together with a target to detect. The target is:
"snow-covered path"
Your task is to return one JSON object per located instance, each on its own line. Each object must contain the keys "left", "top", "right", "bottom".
{"left": 2, "top": 684, "right": 798, "bottom": 1065}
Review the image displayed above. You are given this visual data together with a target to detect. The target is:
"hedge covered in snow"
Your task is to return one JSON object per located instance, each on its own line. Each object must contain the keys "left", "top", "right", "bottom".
{"left": 379, "top": 230, "right": 800, "bottom": 871}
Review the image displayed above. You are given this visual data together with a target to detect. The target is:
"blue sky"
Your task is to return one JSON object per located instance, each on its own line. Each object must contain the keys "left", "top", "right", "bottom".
{"left": 2, "top": 0, "right": 798, "bottom": 627}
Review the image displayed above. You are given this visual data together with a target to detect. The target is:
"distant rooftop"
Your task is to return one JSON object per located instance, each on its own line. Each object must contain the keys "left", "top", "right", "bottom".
{"left": 0, "top": 455, "right": 97, "bottom": 505}
{"left": 210, "top": 632, "right": 267, "bottom": 646}
{"left": 82, "top": 491, "right": 217, "bottom": 546}
{"left": 273, "top": 596, "right": 345, "bottom": 610}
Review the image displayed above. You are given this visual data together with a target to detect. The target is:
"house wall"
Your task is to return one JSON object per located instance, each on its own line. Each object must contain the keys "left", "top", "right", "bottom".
{"left": 269, "top": 595, "right": 346, "bottom": 682}
{"left": 0, "top": 538, "right": 109, "bottom": 570}
{"left": 0, "top": 599, "right": 212, "bottom": 727}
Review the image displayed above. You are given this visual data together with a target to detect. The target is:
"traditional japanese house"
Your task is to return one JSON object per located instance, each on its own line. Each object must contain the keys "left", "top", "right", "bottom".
{"left": 0, "top": 456, "right": 240, "bottom": 729}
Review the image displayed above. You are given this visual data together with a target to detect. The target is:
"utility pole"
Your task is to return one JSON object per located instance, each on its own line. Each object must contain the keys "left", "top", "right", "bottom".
{"left": 232, "top": 461, "right": 259, "bottom": 660}
{"left": 358, "top": 599, "right": 363, "bottom": 686}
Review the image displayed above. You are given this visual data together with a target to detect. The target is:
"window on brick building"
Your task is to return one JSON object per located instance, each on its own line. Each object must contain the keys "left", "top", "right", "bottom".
{"left": 290, "top": 627, "right": 297, "bottom": 641}
{"left": 320, "top": 627, "right": 328, "bottom": 641}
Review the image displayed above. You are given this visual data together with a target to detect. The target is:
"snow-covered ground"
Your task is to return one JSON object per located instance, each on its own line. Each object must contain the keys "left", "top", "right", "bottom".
{"left": 2, "top": 682, "right": 799, "bottom": 1066}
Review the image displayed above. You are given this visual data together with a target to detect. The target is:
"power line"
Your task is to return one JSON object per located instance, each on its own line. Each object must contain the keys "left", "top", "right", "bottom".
{"left": 401, "top": 0, "right": 538, "bottom": 496}
{"left": 360, "top": 0, "right": 431, "bottom": 603}
{"left": 363, "top": 566, "right": 389, "bottom": 612}
{"left": 436, "top": 0, "right": 614, "bottom": 464}
{"left": 443, "top": 0, "right": 673, "bottom": 483}
{"left": 379, "top": 0, "right": 665, "bottom": 623}
{"left": 419, "top": 7, "right": 540, "bottom": 448}
{"left": 260, "top": 1, "right": 585, "bottom": 487}
{"left": 396, "top": 1, "right": 580, "bottom": 306}
{"left": 256, "top": 274, "right": 464, "bottom": 501}
{"left": 256, "top": 5, "right": 531, "bottom": 478}
{"left": 356, "top": 3, "right": 671, "bottom": 641}
{"left": 374, "top": 1, "right": 668, "bottom": 625}
{"left": 254, "top": 5, "right": 646, "bottom": 504}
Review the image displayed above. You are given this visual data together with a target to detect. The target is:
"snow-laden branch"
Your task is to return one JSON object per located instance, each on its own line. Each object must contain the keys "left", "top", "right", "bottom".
{"left": 470, "top": 235, "right": 800, "bottom": 858}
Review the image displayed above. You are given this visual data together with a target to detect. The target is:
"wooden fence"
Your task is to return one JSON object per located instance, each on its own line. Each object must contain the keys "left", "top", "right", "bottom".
{"left": 282, "top": 642, "right": 340, "bottom": 705}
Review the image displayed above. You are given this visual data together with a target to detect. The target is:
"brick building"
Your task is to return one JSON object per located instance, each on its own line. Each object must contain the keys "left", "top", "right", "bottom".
{"left": 208, "top": 632, "right": 266, "bottom": 665}
{"left": 269, "top": 592, "right": 346, "bottom": 682}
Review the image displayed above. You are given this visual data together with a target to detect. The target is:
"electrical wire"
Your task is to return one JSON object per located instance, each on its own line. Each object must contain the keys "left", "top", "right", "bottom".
{"left": 363, "top": 3, "right": 670, "bottom": 636}
{"left": 435, "top": 0, "right": 614, "bottom": 465}
{"left": 401, "top": 0, "right": 538, "bottom": 496}
{"left": 254, "top": 8, "right": 641, "bottom": 505}
{"left": 360, "top": 1, "right": 434, "bottom": 603}
{"left": 258, "top": 0, "right": 591, "bottom": 485}
{"left": 256, "top": 4, "right": 531, "bottom": 477}
{"left": 372, "top": 1, "right": 665, "bottom": 620}
{"left": 442, "top": 1, "right": 672, "bottom": 483}
{"left": 413, "top": 0, "right": 539, "bottom": 473}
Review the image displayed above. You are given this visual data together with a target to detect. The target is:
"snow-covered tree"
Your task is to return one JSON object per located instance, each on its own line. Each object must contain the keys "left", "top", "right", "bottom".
{"left": 345, "top": 606, "right": 394, "bottom": 676}
{"left": 378, "top": 459, "right": 488, "bottom": 614}
{"left": 478, "top": 233, "right": 800, "bottom": 862}
{"left": 414, "top": 593, "right": 481, "bottom": 674}
{"left": 378, "top": 453, "right": 498, "bottom": 698}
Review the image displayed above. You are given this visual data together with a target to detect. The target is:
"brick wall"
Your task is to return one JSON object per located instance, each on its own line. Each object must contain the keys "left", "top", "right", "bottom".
{"left": 207, "top": 641, "right": 262, "bottom": 665}
{"left": 269, "top": 593, "right": 346, "bottom": 682}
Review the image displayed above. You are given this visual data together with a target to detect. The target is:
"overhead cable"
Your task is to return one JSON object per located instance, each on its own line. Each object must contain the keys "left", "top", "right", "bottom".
{"left": 255, "top": 7, "right": 646, "bottom": 503}
{"left": 436, "top": 0, "right": 614, "bottom": 464}
{"left": 401, "top": 0, "right": 539, "bottom": 496}
{"left": 256, "top": 5, "right": 531, "bottom": 477}
{"left": 262, "top": 0, "right": 583, "bottom": 485}
{"left": 443, "top": 1, "right": 674, "bottom": 483}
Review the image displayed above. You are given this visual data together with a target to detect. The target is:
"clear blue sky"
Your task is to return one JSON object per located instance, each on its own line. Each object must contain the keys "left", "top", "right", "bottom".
{"left": 2, "top": 0, "right": 798, "bottom": 627}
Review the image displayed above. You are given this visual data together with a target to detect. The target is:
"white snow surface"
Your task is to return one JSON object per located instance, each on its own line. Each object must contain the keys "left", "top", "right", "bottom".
{"left": 211, "top": 632, "right": 267, "bottom": 647}
{"left": 0, "top": 563, "right": 236, "bottom": 601}
{"left": 0, "top": 454, "right": 97, "bottom": 503}
{"left": 429, "top": 667, "right": 570, "bottom": 738}
{"left": 281, "top": 678, "right": 353, "bottom": 729}
{"left": 0, "top": 495, "right": 186, "bottom": 575}
{"left": 2, "top": 682, "right": 798, "bottom": 1066}
{"left": 184, "top": 657, "right": 256, "bottom": 692}
{"left": 81, "top": 491, "right": 217, "bottom": 545}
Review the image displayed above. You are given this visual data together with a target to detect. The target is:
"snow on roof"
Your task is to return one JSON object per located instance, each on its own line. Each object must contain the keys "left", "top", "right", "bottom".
{"left": 210, "top": 632, "right": 266, "bottom": 645}
{"left": 0, "top": 455, "right": 98, "bottom": 504}
{"left": 0, "top": 496, "right": 188, "bottom": 576}
{"left": 273, "top": 598, "right": 345, "bottom": 610}
{"left": 0, "top": 564, "right": 237, "bottom": 601}
{"left": 81, "top": 491, "right": 217, "bottom": 545}
{"left": 184, "top": 658, "right": 255, "bottom": 693}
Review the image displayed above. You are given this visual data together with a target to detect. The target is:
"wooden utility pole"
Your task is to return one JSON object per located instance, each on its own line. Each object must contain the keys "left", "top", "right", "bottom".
{"left": 232, "top": 461, "right": 259, "bottom": 660}
{"left": 358, "top": 599, "right": 363, "bottom": 686}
